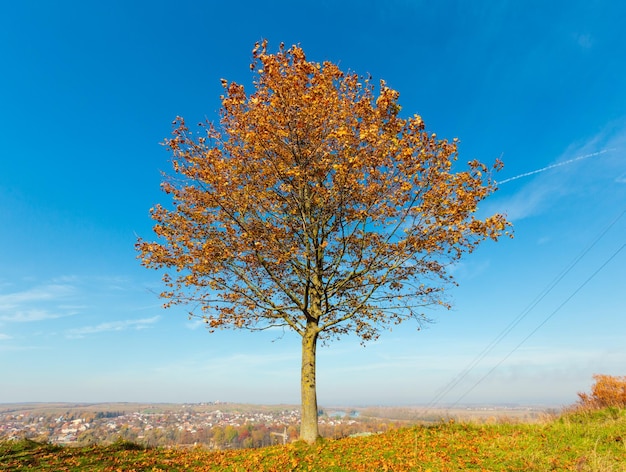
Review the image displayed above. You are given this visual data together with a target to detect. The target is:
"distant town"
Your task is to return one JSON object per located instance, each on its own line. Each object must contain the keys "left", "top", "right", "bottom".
{"left": 0, "top": 402, "right": 550, "bottom": 449}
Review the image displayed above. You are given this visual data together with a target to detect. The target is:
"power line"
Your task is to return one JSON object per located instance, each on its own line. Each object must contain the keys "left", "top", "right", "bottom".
{"left": 449, "top": 242, "right": 625, "bottom": 407}
{"left": 421, "top": 208, "right": 625, "bottom": 413}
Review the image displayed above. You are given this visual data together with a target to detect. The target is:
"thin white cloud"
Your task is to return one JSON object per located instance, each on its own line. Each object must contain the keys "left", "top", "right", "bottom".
{"left": 66, "top": 316, "right": 161, "bottom": 338}
{"left": 448, "top": 260, "right": 491, "bottom": 281}
{"left": 0, "top": 344, "right": 43, "bottom": 352}
{"left": 58, "top": 304, "right": 89, "bottom": 310}
{"left": 496, "top": 149, "right": 612, "bottom": 185}
{"left": 51, "top": 275, "right": 81, "bottom": 283}
{"left": 184, "top": 318, "right": 206, "bottom": 330}
{"left": 0, "top": 275, "right": 156, "bottom": 326}
{"left": 0, "top": 309, "right": 75, "bottom": 323}
{"left": 0, "top": 333, "right": 11, "bottom": 340}
{"left": 0, "top": 284, "right": 75, "bottom": 312}
{"left": 93, "top": 275, "right": 134, "bottom": 291}
{"left": 0, "top": 283, "right": 79, "bottom": 324}
{"left": 576, "top": 33, "right": 593, "bottom": 50}
{"left": 485, "top": 122, "right": 626, "bottom": 221}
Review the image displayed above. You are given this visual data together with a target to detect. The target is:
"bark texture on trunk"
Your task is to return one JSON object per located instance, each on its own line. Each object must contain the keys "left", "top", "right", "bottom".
{"left": 300, "top": 321, "right": 320, "bottom": 443}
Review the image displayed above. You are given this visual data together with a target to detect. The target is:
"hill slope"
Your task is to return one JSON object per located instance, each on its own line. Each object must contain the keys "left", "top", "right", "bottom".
{"left": 2, "top": 408, "right": 625, "bottom": 471}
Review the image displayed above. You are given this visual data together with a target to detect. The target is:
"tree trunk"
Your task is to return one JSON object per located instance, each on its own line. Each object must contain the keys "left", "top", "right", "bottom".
{"left": 300, "top": 321, "right": 320, "bottom": 443}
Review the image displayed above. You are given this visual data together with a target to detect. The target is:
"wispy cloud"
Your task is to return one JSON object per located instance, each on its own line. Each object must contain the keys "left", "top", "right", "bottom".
{"left": 0, "top": 284, "right": 75, "bottom": 312}
{"left": 0, "top": 283, "right": 78, "bottom": 325}
{"left": 184, "top": 318, "right": 206, "bottom": 330}
{"left": 496, "top": 149, "right": 612, "bottom": 185}
{"left": 95, "top": 275, "right": 134, "bottom": 291}
{"left": 485, "top": 122, "right": 626, "bottom": 221}
{"left": 448, "top": 260, "right": 491, "bottom": 281}
{"left": 0, "top": 309, "right": 76, "bottom": 323}
{"left": 575, "top": 33, "right": 593, "bottom": 50}
{"left": 0, "top": 333, "right": 11, "bottom": 340}
{"left": 0, "top": 275, "right": 158, "bottom": 327}
{"left": 66, "top": 316, "right": 161, "bottom": 338}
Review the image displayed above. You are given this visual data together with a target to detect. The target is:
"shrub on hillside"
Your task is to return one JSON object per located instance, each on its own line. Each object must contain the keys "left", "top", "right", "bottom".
{"left": 577, "top": 374, "right": 626, "bottom": 409}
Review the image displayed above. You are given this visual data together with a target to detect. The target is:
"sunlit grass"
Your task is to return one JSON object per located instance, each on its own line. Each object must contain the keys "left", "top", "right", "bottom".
{"left": 2, "top": 408, "right": 625, "bottom": 471}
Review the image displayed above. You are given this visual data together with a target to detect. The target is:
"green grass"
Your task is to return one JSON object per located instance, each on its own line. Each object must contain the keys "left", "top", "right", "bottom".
{"left": 2, "top": 408, "right": 625, "bottom": 471}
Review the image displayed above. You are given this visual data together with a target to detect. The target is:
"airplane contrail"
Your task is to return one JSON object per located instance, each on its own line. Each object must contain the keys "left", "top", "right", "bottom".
{"left": 497, "top": 149, "right": 613, "bottom": 185}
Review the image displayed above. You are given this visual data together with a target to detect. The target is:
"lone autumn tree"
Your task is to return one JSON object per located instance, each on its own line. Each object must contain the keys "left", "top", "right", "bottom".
{"left": 137, "top": 41, "right": 511, "bottom": 443}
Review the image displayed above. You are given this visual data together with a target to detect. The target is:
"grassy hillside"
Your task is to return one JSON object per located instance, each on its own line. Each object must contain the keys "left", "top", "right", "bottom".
{"left": 1, "top": 407, "right": 625, "bottom": 471}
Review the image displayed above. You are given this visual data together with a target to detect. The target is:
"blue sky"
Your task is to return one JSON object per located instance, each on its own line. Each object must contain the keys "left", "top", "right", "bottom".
{"left": 1, "top": 0, "right": 625, "bottom": 408}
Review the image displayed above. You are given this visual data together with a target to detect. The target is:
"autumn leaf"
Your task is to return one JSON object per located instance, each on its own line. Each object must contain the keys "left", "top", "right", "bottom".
{"left": 136, "top": 41, "right": 511, "bottom": 443}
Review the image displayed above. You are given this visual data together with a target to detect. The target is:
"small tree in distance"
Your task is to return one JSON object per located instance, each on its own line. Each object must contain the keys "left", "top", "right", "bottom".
{"left": 577, "top": 374, "right": 626, "bottom": 409}
{"left": 136, "top": 41, "right": 511, "bottom": 443}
